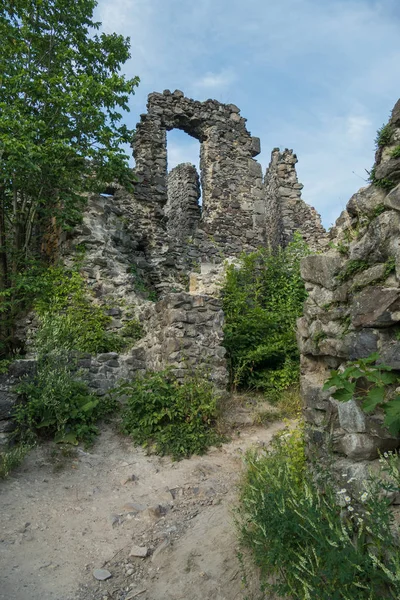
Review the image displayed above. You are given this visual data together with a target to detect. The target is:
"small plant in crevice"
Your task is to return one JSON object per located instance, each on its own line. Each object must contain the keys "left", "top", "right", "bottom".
{"left": 236, "top": 424, "right": 400, "bottom": 600}
{"left": 117, "top": 368, "right": 224, "bottom": 459}
{"left": 375, "top": 123, "right": 393, "bottom": 148}
{"left": 336, "top": 259, "right": 370, "bottom": 284}
{"left": 391, "top": 145, "right": 400, "bottom": 159}
{"left": 222, "top": 233, "right": 309, "bottom": 396}
{"left": 368, "top": 165, "right": 396, "bottom": 192}
{"left": 129, "top": 264, "right": 158, "bottom": 302}
{"left": 324, "top": 352, "right": 400, "bottom": 436}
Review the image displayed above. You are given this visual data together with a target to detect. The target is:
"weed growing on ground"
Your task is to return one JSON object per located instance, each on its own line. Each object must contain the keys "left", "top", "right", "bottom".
{"left": 0, "top": 444, "right": 32, "bottom": 478}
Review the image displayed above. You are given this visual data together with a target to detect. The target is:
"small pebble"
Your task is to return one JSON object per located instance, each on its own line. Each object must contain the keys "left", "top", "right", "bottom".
{"left": 93, "top": 568, "right": 112, "bottom": 581}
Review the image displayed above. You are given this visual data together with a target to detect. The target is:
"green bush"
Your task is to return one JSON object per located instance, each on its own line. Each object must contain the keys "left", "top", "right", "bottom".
{"left": 237, "top": 425, "right": 400, "bottom": 599}
{"left": 14, "top": 309, "right": 118, "bottom": 445}
{"left": 118, "top": 369, "right": 223, "bottom": 459}
{"left": 15, "top": 355, "right": 116, "bottom": 446}
{"left": 222, "top": 234, "right": 309, "bottom": 395}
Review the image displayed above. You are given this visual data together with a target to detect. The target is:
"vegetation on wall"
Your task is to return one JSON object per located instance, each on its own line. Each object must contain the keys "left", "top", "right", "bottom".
{"left": 34, "top": 265, "right": 143, "bottom": 354}
{"left": 324, "top": 352, "right": 400, "bottom": 436}
{"left": 237, "top": 425, "right": 400, "bottom": 599}
{"left": 12, "top": 263, "right": 144, "bottom": 446}
{"left": 222, "top": 234, "right": 309, "bottom": 396}
{"left": 0, "top": 0, "right": 139, "bottom": 355}
{"left": 118, "top": 368, "right": 223, "bottom": 459}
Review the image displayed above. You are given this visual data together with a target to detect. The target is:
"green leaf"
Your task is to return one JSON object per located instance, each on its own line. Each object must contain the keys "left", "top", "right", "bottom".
{"left": 331, "top": 386, "right": 355, "bottom": 403}
{"left": 55, "top": 432, "right": 78, "bottom": 445}
{"left": 384, "top": 399, "right": 400, "bottom": 436}
{"left": 362, "top": 387, "right": 385, "bottom": 413}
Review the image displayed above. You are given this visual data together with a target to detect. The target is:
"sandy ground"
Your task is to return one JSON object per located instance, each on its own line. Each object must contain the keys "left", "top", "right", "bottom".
{"left": 0, "top": 414, "right": 285, "bottom": 600}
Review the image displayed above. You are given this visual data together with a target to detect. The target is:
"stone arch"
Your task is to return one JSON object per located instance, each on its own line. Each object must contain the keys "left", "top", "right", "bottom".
{"left": 132, "top": 89, "right": 264, "bottom": 258}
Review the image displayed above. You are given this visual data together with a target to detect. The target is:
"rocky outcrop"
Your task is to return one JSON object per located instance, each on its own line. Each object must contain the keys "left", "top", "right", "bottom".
{"left": 299, "top": 98, "right": 400, "bottom": 485}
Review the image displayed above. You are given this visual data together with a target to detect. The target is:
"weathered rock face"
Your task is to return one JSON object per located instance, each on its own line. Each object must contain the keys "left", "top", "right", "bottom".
{"left": 299, "top": 98, "right": 400, "bottom": 482}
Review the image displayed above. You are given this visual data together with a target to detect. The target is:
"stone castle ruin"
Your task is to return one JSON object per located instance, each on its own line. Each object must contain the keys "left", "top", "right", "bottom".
{"left": 0, "top": 89, "right": 328, "bottom": 449}
{"left": 6, "top": 91, "right": 400, "bottom": 491}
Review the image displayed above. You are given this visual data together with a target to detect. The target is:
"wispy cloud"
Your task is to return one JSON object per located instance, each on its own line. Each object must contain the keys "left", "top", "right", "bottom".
{"left": 192, "top": 70, "right": 236, "bottom": 92}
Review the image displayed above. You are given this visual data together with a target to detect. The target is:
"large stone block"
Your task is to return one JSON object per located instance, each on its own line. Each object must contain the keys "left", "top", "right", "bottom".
{"left": 300, "top": 254, "right": 342, "bottom": 289}
{"left": 349, "top": 210, "right": 400, "bottom": 263}
{"left": 351, "top": 286, "right": 400, "bottom": 327}
{"left": 333, "top": 432, "right": 398, "bottom": 461}
{"left": 383, "top": 183, "right": 400, "bottom": 211}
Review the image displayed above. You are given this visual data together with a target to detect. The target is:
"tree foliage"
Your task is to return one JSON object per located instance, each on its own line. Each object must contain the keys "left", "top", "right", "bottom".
{"left": 222, "top": 234, "right": 309, "bottom": 395}
{"left": 0, "top": 0, "right": 139, "bottom": 354}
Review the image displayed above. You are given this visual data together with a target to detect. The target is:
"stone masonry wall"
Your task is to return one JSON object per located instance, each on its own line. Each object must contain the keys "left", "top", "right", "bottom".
{"left": 298, "top": 98, "right": 400, "bottom": 488}
{"left": 0, "top": 90, "right": 333, "bottom": 449}
{"left": 265, "top": 149, "right": 328, "bottom": 252}
{"left": 132, "top": 292, "right": 227, "bottom": 388}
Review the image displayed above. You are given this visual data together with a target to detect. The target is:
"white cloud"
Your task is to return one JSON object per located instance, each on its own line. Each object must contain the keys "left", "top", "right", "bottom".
{"left": 193, "top": 70, "right": 236, "bottom": 92}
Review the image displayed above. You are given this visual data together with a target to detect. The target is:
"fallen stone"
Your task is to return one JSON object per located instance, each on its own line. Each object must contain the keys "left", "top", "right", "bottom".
{"left": 93, "top": 568, "right": 112, "bottom": 581}
{"left": 121, "top": 502, "right": 145, "bottom": 514}
{"left": 129, "top": 545, "right": 148, "bottom": 558}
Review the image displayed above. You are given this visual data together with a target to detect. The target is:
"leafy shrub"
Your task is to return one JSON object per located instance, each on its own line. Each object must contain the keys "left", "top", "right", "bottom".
{"left": 118, "top": 369, "right": 223, "bottom": 459}
{"left": 324, "top": 352, "right": 400, "bottom": 436}
{"left": 14, "top": 311, "right": 118, "bottom": 445}
{"left": 222, "top": 234, "right": 309, "bottom": 395}
{"left": 237, "top": 425, "right": 400, "bottom": 599}
{"left": 15, "top": 356, "right": 116, "bottom": 446}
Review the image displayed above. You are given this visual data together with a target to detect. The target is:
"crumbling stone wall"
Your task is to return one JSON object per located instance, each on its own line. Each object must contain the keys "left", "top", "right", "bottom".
{"left": 132, "top": 292, "right": 227, "bottom": 388}
{"left": 133, "top": 90, "right": 264, "bottom": 262}
{"left": 265, "top": 149, "right": 328, "bottom": 252}
{"left": 298, "top": 98, "right": 400, "bottom": 485}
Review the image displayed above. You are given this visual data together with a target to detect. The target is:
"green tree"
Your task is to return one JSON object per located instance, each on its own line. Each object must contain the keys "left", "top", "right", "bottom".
{"left": 0, "top": 0, "right": 139, "bottom": 355}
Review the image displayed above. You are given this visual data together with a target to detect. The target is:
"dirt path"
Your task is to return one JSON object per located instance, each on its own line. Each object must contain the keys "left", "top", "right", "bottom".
{"left": 0, "top": 419, "right": 285, "bottom": 600}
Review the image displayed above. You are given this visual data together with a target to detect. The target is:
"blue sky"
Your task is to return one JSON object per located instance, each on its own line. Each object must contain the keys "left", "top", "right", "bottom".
{"left": 96, "top": 0, "right": 400, "bottom": 228}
